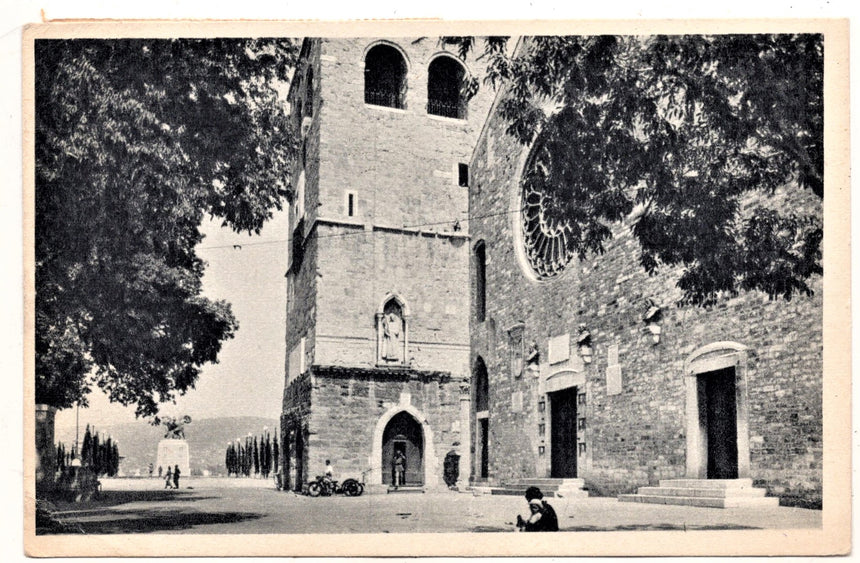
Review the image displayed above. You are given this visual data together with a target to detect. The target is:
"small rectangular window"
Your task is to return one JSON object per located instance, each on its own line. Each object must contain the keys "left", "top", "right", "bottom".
{"left": 458, "top": 163, "right": 469, "bottom": 187}
{"left": 345, "top": 190, "right": 357, "bottom": 218}
{"left": 475, "top": 242, "right": 486, "bottom": 322}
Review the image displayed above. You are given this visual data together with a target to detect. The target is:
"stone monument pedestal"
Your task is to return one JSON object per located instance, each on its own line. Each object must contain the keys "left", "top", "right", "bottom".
{"left": 155, "top": 440, "right": 190, "bottom": 477}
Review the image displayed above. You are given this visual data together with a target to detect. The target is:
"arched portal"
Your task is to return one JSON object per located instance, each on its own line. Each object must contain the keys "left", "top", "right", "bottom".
{"left": 370, "top": 402, "right": 438, "bottom": 488}
{"left": 473, "top": 356, "right": 489, "bottom": 480}
{"left": 382, "top": 411, "right": 424, "bottom": 485}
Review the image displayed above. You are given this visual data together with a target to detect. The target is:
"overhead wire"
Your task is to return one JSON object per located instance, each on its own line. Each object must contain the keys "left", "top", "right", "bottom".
{"left": 195, "top": 205, "right": 525, "bottom": 250}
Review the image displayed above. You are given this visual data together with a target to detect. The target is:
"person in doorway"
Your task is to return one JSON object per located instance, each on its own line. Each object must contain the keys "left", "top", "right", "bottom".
{"left": 516, "top": 486, "right": 559, "bottom": 532}
{"left": 173, "top": 464, "right": 181, "bottom": 489}
{"left": 392, "top": 450, "right": 406, "bottom": 488}
{"left": 164, "top": 466, "right": 173, "bottom": 489}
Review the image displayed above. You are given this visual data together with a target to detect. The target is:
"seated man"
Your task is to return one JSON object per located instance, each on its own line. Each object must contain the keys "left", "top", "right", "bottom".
{"left": 322, "top": 459, "right": 334, "bottom": 493}
{"left": 516, "top": 486, "right": 559, "bottom": 532}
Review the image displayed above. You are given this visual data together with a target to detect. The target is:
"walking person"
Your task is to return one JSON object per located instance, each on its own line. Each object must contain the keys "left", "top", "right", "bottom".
{"left": 173, "top": 464, "right": 181, "bottom": 489}
{"left": 164, "top": 466, "right": 173, "bottom": 489}
{"left": 516, "top": 486, "right": 559, "bottom": 532}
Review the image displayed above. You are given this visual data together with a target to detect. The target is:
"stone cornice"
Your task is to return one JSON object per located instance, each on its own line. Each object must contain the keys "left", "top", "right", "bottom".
{"left": 306, "top": 216, "right": 470, "bottom": 241}
{"left": 312, "top": 364, "right": 466, "bottom": 383}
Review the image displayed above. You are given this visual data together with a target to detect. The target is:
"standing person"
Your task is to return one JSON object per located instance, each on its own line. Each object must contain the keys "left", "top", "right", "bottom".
{"left": 516, "top": 486, "right": 559, "bottom": 532}
{"left": 164, "top": 466, "right": 173, "bottom": 489}
{"left": 393, "top": 450, "right": 406, "bottom": 488}
{"left": 173, "top": 464, "right": 181, "bottom": 489}
{"left": 148, "top": 463, "right": 154, "bottom": 478}
{"left": 158, "top": 465, "right": 163, "bottom": 478}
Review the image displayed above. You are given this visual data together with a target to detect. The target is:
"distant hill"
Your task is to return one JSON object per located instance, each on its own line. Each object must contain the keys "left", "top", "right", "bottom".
{"left": 55, "top": 416, "right": 279, "bottom": 477}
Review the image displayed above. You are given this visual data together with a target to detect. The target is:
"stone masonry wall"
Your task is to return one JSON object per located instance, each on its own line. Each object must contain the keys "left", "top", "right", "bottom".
{"left": 469, "top": 88, "right": 823, "bottom": 505}
{"left": 314, "top": 224, "right": 470, "bottom": 376}
{"left": 284, "top": 39, "right": 321, "bottom": 410}
{"left": 281, "top": 371, "right": 313, "bottom": 489}
{"left": 307, "top": 370, "right": 466, "bottom": 489}
{"left": 306, "top": 37, "right": 496, "bottom": 378}
{"left": 317, "top": 37, "right": 493, "bottom": 230}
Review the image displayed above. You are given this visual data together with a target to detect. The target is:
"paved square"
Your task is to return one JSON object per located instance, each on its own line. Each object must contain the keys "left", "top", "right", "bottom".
{"left": 39, "top": 477, "right": 821, "bottom": 535}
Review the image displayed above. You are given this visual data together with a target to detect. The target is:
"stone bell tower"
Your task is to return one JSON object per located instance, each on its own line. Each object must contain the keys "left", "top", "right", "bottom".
{"left": 280, "top": 37, "right": 493, "bottom": 492}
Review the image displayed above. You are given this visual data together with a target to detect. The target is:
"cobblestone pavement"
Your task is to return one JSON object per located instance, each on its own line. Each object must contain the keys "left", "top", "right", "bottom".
{"left": 40, "top": 477, "right": 821, "bottom": 536}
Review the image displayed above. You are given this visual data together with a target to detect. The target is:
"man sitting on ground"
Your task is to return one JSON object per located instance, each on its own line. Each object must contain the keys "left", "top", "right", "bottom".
{"left": 516, "top": 486, "right": 559, "bottom": 532}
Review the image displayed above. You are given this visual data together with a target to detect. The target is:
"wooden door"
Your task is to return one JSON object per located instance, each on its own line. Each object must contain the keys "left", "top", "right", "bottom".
{"left": 550, "top": 387, "right": 578, "bottom": 478}
{"left": 705, "top": 367, "right": 739, "bottom": 479}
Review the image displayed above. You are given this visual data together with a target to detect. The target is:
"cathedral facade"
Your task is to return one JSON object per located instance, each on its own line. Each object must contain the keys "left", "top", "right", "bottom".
{"left": 467, "top": 51, "right": 823, "bottom": 506}
{"left": 281, "top": 38, "right": 493, "bottom": 491}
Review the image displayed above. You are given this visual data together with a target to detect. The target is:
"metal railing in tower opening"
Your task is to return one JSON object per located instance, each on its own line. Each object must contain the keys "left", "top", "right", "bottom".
{"left": 427, "top": 98, "right": 464, "bottom": 119}
{"left": 365, "top": 89, "right": 405, "bottom": 110}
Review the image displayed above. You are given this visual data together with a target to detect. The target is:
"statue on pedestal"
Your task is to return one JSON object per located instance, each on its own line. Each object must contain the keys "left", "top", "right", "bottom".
{"left": 162, "top": 415, "right": 192, "bottom": 440}
{"left": 156, "top": 415, "right": 192, "bottom": 479}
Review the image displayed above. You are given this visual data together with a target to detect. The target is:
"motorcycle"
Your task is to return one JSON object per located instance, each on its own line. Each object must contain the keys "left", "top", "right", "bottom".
{"left": 305, "top": 474, "right": 364, "bottom": 497}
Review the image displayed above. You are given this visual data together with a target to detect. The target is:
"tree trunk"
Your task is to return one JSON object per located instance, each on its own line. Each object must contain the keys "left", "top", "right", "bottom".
{"left": 35, "top": 404, "right": 58, "bottom": 495}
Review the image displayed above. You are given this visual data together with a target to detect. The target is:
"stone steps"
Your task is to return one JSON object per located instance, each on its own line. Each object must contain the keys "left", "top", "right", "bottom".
{"left": 489, "top": 478, "right": 588, "bottom": 498}
{"left": 386, "top": 485, "right": 425, "bottom": 494}
{"left": 636, "top": 486, "right": 766, "bottom": 498}
{"left": 618, "top": 478, "right": 778, "bottom": 508}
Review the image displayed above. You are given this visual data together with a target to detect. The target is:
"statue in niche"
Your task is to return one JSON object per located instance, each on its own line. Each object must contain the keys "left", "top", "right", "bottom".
{"left": 381, "top": 301, "right": 403, "bottom": 362}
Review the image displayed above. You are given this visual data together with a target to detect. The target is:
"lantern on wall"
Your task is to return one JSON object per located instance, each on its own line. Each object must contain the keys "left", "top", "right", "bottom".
{"left": 576, "top": 323, "right": 593, "bottom": 364}
{"left": 642, "top": 301, "right": 663, "bottom": 345}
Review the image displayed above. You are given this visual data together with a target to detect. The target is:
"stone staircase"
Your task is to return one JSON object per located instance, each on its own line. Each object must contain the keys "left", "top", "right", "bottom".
{"left": 484, "top": 477, "right": 589, "bottom": 498}
{"left": 386, "top": 485, "right": 425, "bottom": 494}
{"left": 618, "top": 478, "right": 778, "bottom": 508}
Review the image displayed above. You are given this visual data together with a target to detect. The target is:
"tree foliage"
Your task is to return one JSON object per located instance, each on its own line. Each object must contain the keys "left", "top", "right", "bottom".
{"left": 35, "top": 38, "right": 298, "bottom": 417}
{"left": 447, "top": 35, "right": 823, "bottom": 305}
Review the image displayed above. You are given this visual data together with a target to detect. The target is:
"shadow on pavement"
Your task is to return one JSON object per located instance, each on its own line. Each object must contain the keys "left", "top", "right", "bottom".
{"left": 50, "top": 490, "right": 219, "bottom": 511}
{"left": 39, "top": 508, "right": 264, "bottom": 535}
{"left": 471, "top": 523, "right": 761, "bottom": 533}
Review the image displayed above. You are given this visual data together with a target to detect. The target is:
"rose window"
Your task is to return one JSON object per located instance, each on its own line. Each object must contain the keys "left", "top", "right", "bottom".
{"left": 520, "top": 141, "right": 575, "bottom": 279}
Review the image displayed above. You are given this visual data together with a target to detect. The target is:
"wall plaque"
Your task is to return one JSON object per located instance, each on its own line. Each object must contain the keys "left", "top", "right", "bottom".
{"left": 606, "top": 364, "right": 623, "bottom": 395}
{"left": 548, "top": 333, "right": 570, "bottom": 364}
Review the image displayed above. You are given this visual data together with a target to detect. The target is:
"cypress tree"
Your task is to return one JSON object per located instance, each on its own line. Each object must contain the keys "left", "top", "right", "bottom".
{"left": 81, "top": 425, "right": 92, "bottom": 467}
{"left": 92, "top": 432, "right": 100, "bottom": 473}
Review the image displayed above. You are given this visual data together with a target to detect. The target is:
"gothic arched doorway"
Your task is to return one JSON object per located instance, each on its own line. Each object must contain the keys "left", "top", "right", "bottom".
{"left": 474, "top": 356, "right": 489, "bottom": 480}
{"left": 382, "top": 411, "right": 424, "bottom": 486}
